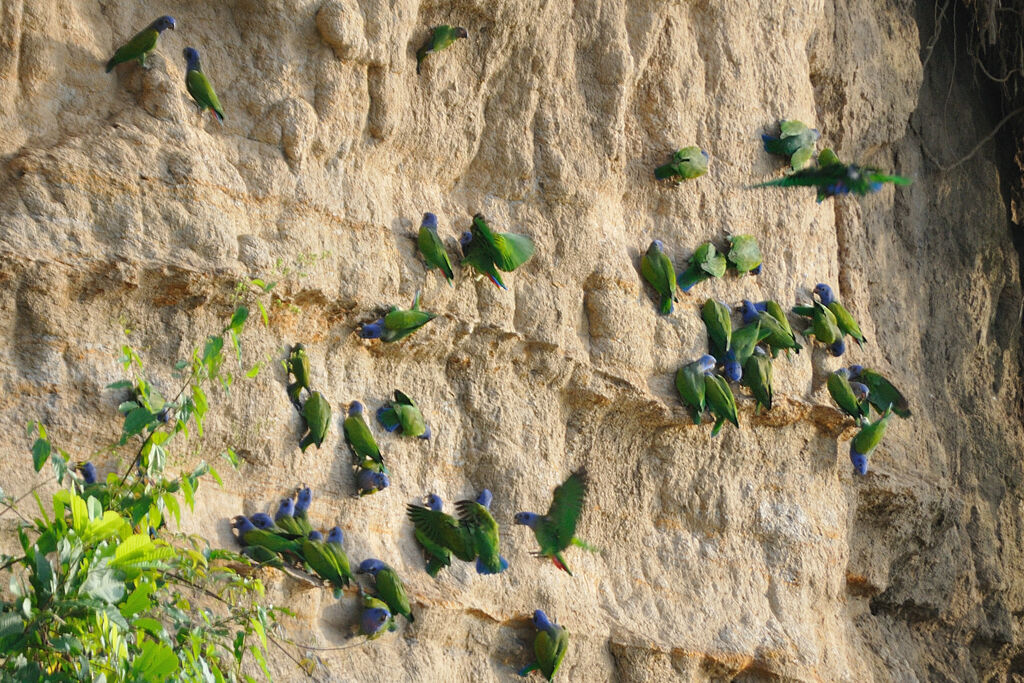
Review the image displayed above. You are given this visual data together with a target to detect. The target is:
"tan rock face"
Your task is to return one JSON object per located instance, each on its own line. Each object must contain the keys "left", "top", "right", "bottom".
{"left": 1, "top": 0, "right": 1022, "bottom": 680}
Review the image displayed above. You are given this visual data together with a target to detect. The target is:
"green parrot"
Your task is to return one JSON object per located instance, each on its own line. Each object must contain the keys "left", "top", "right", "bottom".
{"left": 240, "top": 544, "right": 284, "bottom": 568}
{"left": 411, "top": 495, "right": 454, "bottom": 577}
{"left": 741, "top": 348, "right": 773, "bottom": 413}
{"left": 376, "top": 390, "right": 430, "bottom": 439}
{"left": 519, "top": 610, "right": 568, "bottom": 681}
{"left": 183, "top": 48, "right": 224, "bottom": 122}
{"left": 301, "top": 531, "right": 350, "bottom": 598}
{"left": 702, "top": 299, "right": 732, "bottom": 359}
{"left": 761, "top": 120, "right": 820, "bottom": 170}
{"left": 274, "top": 498, "right": 306, "bottom": 537}
{"left": 827, "top": 369, "right": 869, "bottom": 421}
{"left": 513, "top": 468, "right": 597, "bottom": 576}
{"left": 344, "top": 401, "right": 387, "bottom": 472}
{"left": 105, "top": 16, "right": 176, "bottom": 72}
{"left": 640, "top": 240, "right": 677, "bottom": 314}
{"left": 810, "top": 284, "right": 866, "bottom": 348}
{"left": 232, "top": 516, "right": 301, "bottom": 556}
{"left": 470, "top": 213, "right": 536, "bottom": 273}
{"left": 848, "top": 366, "right": 911, "bottom": 418}
{"left": 407, "top": 498, "right": 477, "bottom": 569}
{"left": 360, "top": 292, "right": 437, "bottom": 342}
{"left": 324, "top": 527, "right": 354, "bottom": 586}
{"left": 729, "top": 323, "right": 769, "bottom": 368}
{"left": 654, "top": 146, "right": 709, "bottom": 183}
{"left": 457, "top": 491, "right": 508, "bottom": 575}
{"left": 797, "top": 300, "right": 841, "bottom": 352}
{"left": 739, "top": 300, "right": 801, "bottom": 358}
{"left": 461, "top": 229, "right": 508, "bottom": 289}
{"left": 675, "top": 356, "right": 715, "bottom": 425}
{"left": 704, "top": 373, "right": 739, "bottom": 437}
{"left": 358, "top": 589, "right": 396, "bottom": 639}
{"left": 726, "top": 235, "right": 763, "bottom": 275}
{"left": 417, "top": 213, "right": 455, "bottom": 285}
{"left": 299, "top": 391, "right": 331, "bottom": 452}
{"left": 753, "top": 147, "right": 911, "bottom": 201}
{"left": 849, "top": 406, "right": 894, "bottom": 475}
{"left": 286, "top": 343, "right": 311, "bottom": 408}
{"left": 676, "top": 241, "right": 727, "bottom": 293}
{"left": 358, "top": 559, "right": 414, "bottom": 623}
{"left": 416, "top": 25, "right": 469, "bottom": 74}
{"left": 292, "top": 487, "right": 314, "bottom": 536}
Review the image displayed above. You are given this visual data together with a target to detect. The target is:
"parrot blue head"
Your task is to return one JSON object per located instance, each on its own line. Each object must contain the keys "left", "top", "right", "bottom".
{"left": 833, "top": 367, "right": 850, "bottom": 380}
{"left": 696, "top": 355, "right": 716, "bottom": 373}
{"left": 475, "top": 555, "right": 509, "bottom": 574}
{"left": 848, "top": 364, "right": 864, "bottom": 378}
{"left": 724, "top": 359, "right": 742, "bottom": 383}
{"left": 532, "top": 610, "right": 555, "bottom": 633}
{"left": 232, "top": 515, "right": 255, "bottom": 534}
{"left": 326, "top": 526, "right": 344, "bottom": 545}
{"left": 357, "top": 559, "right": 387, "bottom": 575}
{"left": 752, "top": 346, "right": 768, "bottom": 358}
{"left": 357, "top": 469, "right": 389, "bottom": 492}
{"left": 295, "top": 487, "right": 312, "bottom": 514}
{"left": 850, "top": 382, "right": 870, "bottom": 401}
{"left": 813, "top": 283, "right": 835, "bottom": 305}
{"left": 513, "top": 511, "right": 541, "bottom": 528}
{"left": 454, "top": 27, "right": 469, "bottom": 39}
{"left": 650, "top": 239, "right": 665, "bottom": 252}
{"left": 359, "top": 319, "right": 386, "bottom": 339}
{"left": 459, "top": 230, "right": 473, "bottom": 248}
{"left": 421, "top": 213, "right": 438, "bottom": 230}
{"left": 828, "top": 339, "right": 846, "bottom": 357}
{"left": 361, "top": 607, "right": 390, "bottom": 635}
{"left": 349, "top": 401, "right": 364, "bottom": 417}
{"left": 849, "top": 444, "right": 869, "bottom": 475}
{"left": 275, "top": 498, "right": 295, "bottom": 521}
{"left": 476, "top": 489, "right": 493, "bottom": 509}
{"left": 425, "top": 494, "right": 443, "bottom": 511}
{"left": 78, "top": 462, "right": 98, "bottom": 485}
{"left": 183, "top": 47, "right": 200, "bottom": 72}
{"left": 150, "top": 16, "right": 176, "bottom": 33}
{"left": 751, "top": 263, "right": 763, "bottom": 275}
{"left": 739, "top": 300, "right": 760, "bottom": 325}
{"left": 308, "top": 530, "right": 323, "bottom": 541}
{"left": 250, "top": 513, "right": 275, "bottom": 530}
{"left": 419, "top": 423, "right": 432, "bottom": 440}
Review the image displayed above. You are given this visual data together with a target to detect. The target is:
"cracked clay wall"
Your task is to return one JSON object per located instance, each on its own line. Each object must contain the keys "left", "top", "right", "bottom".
{"left": 1, "top": 0, "right": 1023, "bottom": 680}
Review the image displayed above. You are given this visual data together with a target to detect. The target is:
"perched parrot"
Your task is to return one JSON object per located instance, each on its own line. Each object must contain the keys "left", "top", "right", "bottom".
{"left": 702, "top": 299, "right": 732, "bottom": 360}
{"left": 459, "top": 230, "right": 506, "bottom": 289}
{"left": 358, "top": 589, "right": 395, "bottom": 639}
{"left": 344, "top": 401, "right": 387, "bottom": 472}
{"left": 418, "top": 213, "right": 455, "bottom": 285}
{"left": 249, "top": 513, "right": 302, "bottom": 539}
{"left": 726, "top": 235, "right": 763, "bottom": 276}
{"left": 286, "top": 344, "right": 311, "bottom": 408}
{"left": 849, "top": 406, "right": 894, "bottom": 475}
{"left": 640, "top": 240, "right": 677, "bottom": 314}
{"left": 183, "top": 47, "right": 224, "bottom": 122}
{"left": 654, "top": 146, "right": 709, "bottom": 183}
{"left": 740, "top": 300, "right": 801, "bottom": 358}
{"left": 105, "top": 16, "right": 176, "bottom": 72}
{"left": 676, "top": 241, "right": 727, "bottom": 293}
{"left": 232, "top": 516, "right": 300, "bottom": 555}
{"left": 457, "top": 490, "right": 509, "bottom": 574}
{"left": 274, "top": 498, "right": 305, "bottom": 536}
{"left": 412, "top": 494, "right": 453, "bottom": 577}
{"left": 467, "top": 213, "right": 536, "bottom": 274}
{"left": 301, "top": 531, "right": 350, "bottom": 597}
{"left": 355, "top": 468, "right": 390, "bottom": 497}
{"left": 293, "top": 487, "right": 314, "bottom": 536}
{"left": 675, "top": 355, "right": 716, "bottom": 425}
{"left": 753, "top": 147, "right": 911, "bottom": 201}
{"left": 240, "top": 544, "right": 284, "bottom": 568}
{"left": 358, "top": 559, "right": 414, "bottom": 623}
{"left": 416, "top": 25, "right": 469, "bottom": 74}
{"left": 360, "top": 291, "right": 437, "bottom": 342}
{"left": 376, "top": 390, "right": 431, "bottom": 439}
{"left": 848, "top": 366, "right": 911, "bottom": 418}
{"left": 704, "top": 372, "right": 739, "bottom": 437}
{"left": 811, "top": 283, "right": 866, "bottom": 348}
{"left": 299, "top": 391, "right": 331, "bottom": 451}
{"left": 513, "top": 468, "right": 597, "bottom": 576}
{"left": 742, "top": 347, "right": 773, "bottom": 413}
{"left": 792, "top": 294, "right": 844, "bottom": 356}
{"left": 729, "top": 322, "right": 770, "bottom": 369}
{"left": 325, "top": 527, "right": 353, "bottom": 583}
{"left": 519, "top": 610, "right": 568, "bottom": 681}
{"left": 761, "top": 119, "right": 820, "bottom": 170}
{"left": 827, "top": 369, "right": 870, "bottom": 421}
{"left": 76, "top": 462, "right": 111, "bottom": 509}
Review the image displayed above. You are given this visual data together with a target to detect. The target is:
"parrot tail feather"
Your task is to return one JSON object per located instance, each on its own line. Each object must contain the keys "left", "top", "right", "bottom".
{"left": 518, "top": 662, "right": 540, "bottom": 677}
{"left": 571, "top": 537, "right": 600, "bottom": 553}
{"left": 552, "top": 554, "right": 573, "bottom": 576}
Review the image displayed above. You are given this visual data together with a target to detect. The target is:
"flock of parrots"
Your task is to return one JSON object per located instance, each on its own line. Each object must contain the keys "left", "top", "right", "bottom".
{"left": 97, "top": 14, "right": 916, "bottom": 680}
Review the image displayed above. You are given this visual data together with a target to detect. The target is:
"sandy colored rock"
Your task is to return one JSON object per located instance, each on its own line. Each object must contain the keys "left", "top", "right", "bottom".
{"left": 0, "top": 0, "right": 1022, "bottom": 681}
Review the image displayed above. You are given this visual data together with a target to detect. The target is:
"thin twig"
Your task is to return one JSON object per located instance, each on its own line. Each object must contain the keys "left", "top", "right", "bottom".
{"left": 916, "top": 105, "right": 1024, "bottom": 172}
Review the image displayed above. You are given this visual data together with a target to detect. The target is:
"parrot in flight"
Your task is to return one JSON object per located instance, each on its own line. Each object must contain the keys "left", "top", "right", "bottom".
{"left": 640, "top": 240, "right": 677, "bottom": 314}
{"left": 519, "top": 610, "right": 568, "bottom": 681}
{"left": 753, "top": 148, "right": 910, "bottom": 201}
{"left": 514, "top": 468, "right": 598, "bottom": 576}
{"left": 416, "top": 25, "right": 469, "bottom": 74}
{"left": 654, "top": 146, "right": 708, "bottom": 183}
{"left": 412, "top": 494, "right": 453, "bottom": 577}
{"left": 406, "top": 489, "right": 508, "bottom": 575}
{"left": 360, "top": 291, "right": 437, "bottom": 342}
{"left": 761, "top": 119, "right": 820, "bottom": 170}
{"left": 461, "top": 214, "right": 535, "bottom": 281}
{"left": 183, "top": 47, "right": 225, "bottom": 122}
{"left": 106, "top": 16, "right": 176, "bottom": 72}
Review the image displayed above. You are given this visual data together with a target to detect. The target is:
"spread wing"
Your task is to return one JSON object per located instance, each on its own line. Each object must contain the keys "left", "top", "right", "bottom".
{"left": 407, "top": 504, "right": 473, "bottom": 561}
{"left": 541, "top": 468, "right": 588, "bottom": 550}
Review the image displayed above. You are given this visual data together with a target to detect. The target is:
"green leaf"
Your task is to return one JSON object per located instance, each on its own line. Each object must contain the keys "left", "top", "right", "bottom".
{"left": 121, "top": 407, "right": 156, "bottom": 443}
{"left": 106, "top": 380, "right": 134, "bottom": 390}
{"left": 257, "top": 300, "right": 269, "bottom": 327}
{"left": 118, "top": 400, "right": 140, "bottom": 414}
{"left": 227, "top": 306, "right": 249, "bottom": 334}
{"left": 203, "top": 336, "right": 224, "bottom": 378}
{"left": 246, "top": 363, "right": 260, "bottom": 378}
{"left": 31, "top": 437, "right": 50, "bottom": 472}
{"left": 133, "top": 616, "right": 165, "bottom": 638}
{"left": 86, "top": 495, "right": 102, "bottom": 521}
{"left": 223, "top": 448, "right": 239, "bottom": 469}
{"left": 0, "top": 612, "right": 23, "bottom": 639}
{"left": 182, "top": 475, "right": 195, "bottom": 511}
{"left": 163, "top": 493, "right": 180, "bottom": 527}
{"left": 121, "top": 581, "right": 157, "bottom": 619}
{"left": 70, "top": 494, "right": 88, "bottom": 532}
{"left": 208, "top": 466, "right": 222, "bottom": 486}
{"left": 132, "top": 638, "right": 179, "bottom": 679}
{"left": 82, "top": 559, "right": 125, "bottom": 604}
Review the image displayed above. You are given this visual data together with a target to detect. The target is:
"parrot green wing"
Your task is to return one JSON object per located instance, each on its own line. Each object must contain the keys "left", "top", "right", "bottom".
{"left": 675, "top": 361, "right": 707, "bottom": 425}
{"left": 106, "top": 28, "right": 159, "bottom": 72}
{"left": 818, "top": 148, "right": 842, "bottom": 166}
{"left": 325, "top": 543, "right": 353, "bottom": 584}
{"left": 539, "top": 468, "right": 588, "bottom": 552}
{"left": 301, "top": 539, "right": 348, "bottom": 593}
{"left": 704, "top": 374, "right": 739, "bottom": 435}
{"left": 790, "top": 146, "right": 815, "bottom": 170}
{"left": 383, "top": 307, "right": 437, "bottom": 341}
{"left": 828, "top": 301, "right": 866, "bottom": 347}
{"left": 810, "top": 302, "right": 840, "bottom": 344}
{"left": 852, "top": 407, "right": 893, "bottom": 456}
{"left": 286, "top": 347, "right": 311, "bottom": 404}
{"left": 827, "top": 371, "right": 863, "bottom": 420}
{"left": 242, "top": 529, "right": 300, "bottom": 555}
{"left": 471, "top": 215, "right": 535, "bottom": 272}
{"left": 300, "top": 392, "right": 331, "bottom": 451}
{"left": 864, "top": 170, "right": 912, "bottom": 186}
{"left": 791, "top": 305, "right": 815, "bottom": 318}
{"left": 241, "top": 545, "right": 284, "bottom": 568}
{"left": 276, "top": 515, "right": 304, "bottom": 537}
{"left": 693, "top": 242, "right": 727, "bottom": 278}
{"left": 394, "top": 403, "right": 427, "bottom": 437}
{"left": 344, "top": 414, "right": 385, "bottom": 471}
{"left": 462, "top": 239, "right": 508, "bottom": 289}
{"left": 536, "top": 626, "right": 569, "bottom": 680}
{"left": 376, "top": 568, "right": 413, "bottom": 622}
{"left": 730, "top": 322, "right": 769, "bottom": 366}
{"left": 701, "top": 299, "right": 732, "bottom": 358}
{"left": 857, "top": 369, "right": 911, "bottom": 418}
{"left": 763, "top": 301, "right": 794, "bottom": 337}
{"left": 741, "top": 353, "right": 773, "bottom": 412}
{"left": 654, "top": 162, "right": 680, "bottom": 180}
{"left": 641, "top": 243, "right": 676, "bottom": 314}
{"left": 726, "top": 235, "right": 762, "bottom": 273}
{"left": 779, "top": 119, "right": 810, "bottom": 137}
{"left": 456, "top": 500, "right": 503, "bottom": 573}
{"left": 415, "top": 528, "right": 452, "bottom": 576}
{"left": 407, "top": 505, "right": 475, "bottom": 562}
{"left": 186, "top": 69, "right": 225, "bottom": 121}
{"left": 418, "top": 227, "right": 455, "bottom": 282}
